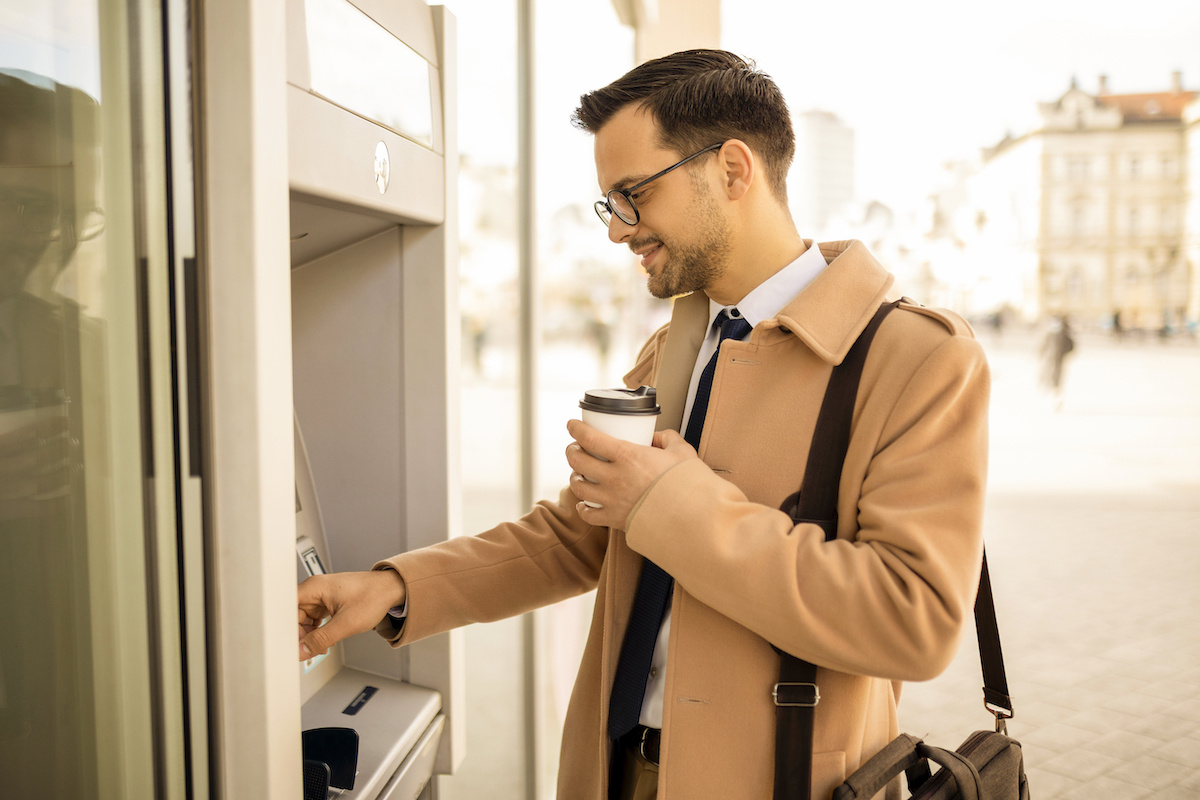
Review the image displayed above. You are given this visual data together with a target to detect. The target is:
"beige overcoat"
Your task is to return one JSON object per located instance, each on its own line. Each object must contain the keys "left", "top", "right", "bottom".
{"left": 375, "top": 240, "right": 990, "bottom": 799}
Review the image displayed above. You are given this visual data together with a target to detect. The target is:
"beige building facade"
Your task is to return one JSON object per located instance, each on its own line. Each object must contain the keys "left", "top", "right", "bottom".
{"left": 1186, "top": 99, "right": 1200, "bottom": 329}
{"left": 965, "top": 75, "right": 1198, "bottom": 331}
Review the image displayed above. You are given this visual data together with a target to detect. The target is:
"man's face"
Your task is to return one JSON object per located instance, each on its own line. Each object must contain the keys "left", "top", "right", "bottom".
{"left": 0, "top": 125, "right": 67, "bottom": 301}
{"left": 593, "top": 106, "right": 731, "bottom": 299}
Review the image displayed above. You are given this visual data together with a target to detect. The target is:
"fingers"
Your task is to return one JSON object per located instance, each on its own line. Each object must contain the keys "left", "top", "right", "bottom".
{"left": 574, "top": 496, "right": 618, "bottom": 530}
{"left": 565, "top": 441, "right": 609, "bottom": 485}
{"left": 569, "top": 469, "right": 604, "bottom": 513}
{"left": 300, "top": 615, "right": 346, "bottom": 659}
{"left": 296, "top": 570, "right": 407, "bottom": 661}
{"left": 565, "top": 442, "right": 619, "bottom": 512}
{"left": 297, "top": 583, "right": 331, "bottom": 659}
{"left": 652, "top": 429, "right": 695, "bottom": 455}
{"left": 565, "top": 419, "right": 622, "bottom": 462}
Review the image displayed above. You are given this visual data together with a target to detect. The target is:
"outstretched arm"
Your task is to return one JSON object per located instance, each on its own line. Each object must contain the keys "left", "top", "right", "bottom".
{"left": 297, "top": 568, "right": 406, "bottom": 659}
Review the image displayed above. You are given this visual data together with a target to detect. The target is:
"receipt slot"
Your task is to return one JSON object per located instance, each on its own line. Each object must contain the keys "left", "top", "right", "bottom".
{"left": 288, "top": 0, "right": 462, "bottom": 797}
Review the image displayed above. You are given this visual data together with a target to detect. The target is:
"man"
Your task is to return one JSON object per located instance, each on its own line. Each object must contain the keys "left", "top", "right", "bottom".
{"left": 298, "top": 49, "right": 989, "bottom": 800}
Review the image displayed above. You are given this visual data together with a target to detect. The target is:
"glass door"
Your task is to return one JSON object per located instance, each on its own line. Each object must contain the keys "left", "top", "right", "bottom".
{"left": 0, "top": 0, "right": 200, "bottom": 797}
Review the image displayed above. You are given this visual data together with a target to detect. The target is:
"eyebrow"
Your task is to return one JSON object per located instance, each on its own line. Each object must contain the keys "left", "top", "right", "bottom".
{"left": 607, "top": 173, "right": 647, "bottom": 193}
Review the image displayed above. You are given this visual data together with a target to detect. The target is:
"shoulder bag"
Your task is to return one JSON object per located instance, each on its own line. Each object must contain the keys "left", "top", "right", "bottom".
{"left": 774, "top": 300, "right": 1030, "bottom": 800}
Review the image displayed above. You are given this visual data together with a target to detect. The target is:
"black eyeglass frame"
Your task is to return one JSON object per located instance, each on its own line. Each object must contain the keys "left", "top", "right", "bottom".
{"left": 593, "top": 142, "right": 725, "bottom": 227}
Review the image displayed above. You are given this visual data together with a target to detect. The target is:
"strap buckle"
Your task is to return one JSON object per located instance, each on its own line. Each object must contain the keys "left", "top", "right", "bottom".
{"left": 773, "top": 682, "right": 820, "bottom": 707}
{"left": 985, "top": 699, "right": 1013, "bottom": 734}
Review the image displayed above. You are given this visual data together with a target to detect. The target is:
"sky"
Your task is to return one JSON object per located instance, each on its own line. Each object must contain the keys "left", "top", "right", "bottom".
{"left": 721, "top": 0, "right": 1200, "bottom": 210}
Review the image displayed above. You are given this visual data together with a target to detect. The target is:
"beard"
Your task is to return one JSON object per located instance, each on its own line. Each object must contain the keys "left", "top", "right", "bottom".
{"left": 636, "top": 189, "right": 732, "bottom": 300}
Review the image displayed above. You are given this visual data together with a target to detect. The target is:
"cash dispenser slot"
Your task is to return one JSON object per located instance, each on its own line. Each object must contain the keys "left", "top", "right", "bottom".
{"left": 302, "top": 669, "right": 443, "bottom": 800}
{"left": 302, "top": 727, "right": 360, "bottom": 793}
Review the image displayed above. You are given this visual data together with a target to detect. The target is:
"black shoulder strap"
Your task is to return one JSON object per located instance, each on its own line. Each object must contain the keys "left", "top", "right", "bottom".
{"left": 795, "top": 301, "right": 897, "bottom": 524}
{"left": 975, "top": 551, "right": 1013, "bottom": 726}
{"left": 773, "top": 300, "right": 1012, "bottom": 800}
{"left": 773, "top": 300, "right": 896, "bottom": 800}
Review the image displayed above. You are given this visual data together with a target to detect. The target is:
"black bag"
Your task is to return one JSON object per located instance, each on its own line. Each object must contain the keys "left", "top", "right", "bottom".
{"left": 828, "top": 553, "right": 1030, "bottom": 799}
{"left": 839, "top": 548, "right": 1031, "bottom": 800}
{"left": 832, "top": 730, "right": 1028, "bottom": 800}
{"left": 773, "top": 300, "right": 1029, "bottom": 800}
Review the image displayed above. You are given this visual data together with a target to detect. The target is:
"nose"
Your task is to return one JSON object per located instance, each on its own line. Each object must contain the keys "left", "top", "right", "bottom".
{"left": 607, "top": 214, "right": 635, "bottom": 244}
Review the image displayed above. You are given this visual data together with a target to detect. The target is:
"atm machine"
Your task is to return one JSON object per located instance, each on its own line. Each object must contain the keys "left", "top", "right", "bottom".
{"left": 285, "top": 0, "right": 462, "bottom": 797}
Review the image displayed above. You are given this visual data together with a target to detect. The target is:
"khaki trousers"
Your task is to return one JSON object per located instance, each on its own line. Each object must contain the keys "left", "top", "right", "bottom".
{"left": 614, "top": 738, "right": 659, "bottom": 800}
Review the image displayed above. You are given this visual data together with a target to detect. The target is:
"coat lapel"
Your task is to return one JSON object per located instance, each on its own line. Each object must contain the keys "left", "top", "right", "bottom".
{"left": 652, "top": 291, "right": 709, "bottom": 433}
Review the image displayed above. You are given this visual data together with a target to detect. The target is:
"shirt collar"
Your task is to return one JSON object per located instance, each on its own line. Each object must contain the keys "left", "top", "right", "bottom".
{"left": 704, "top": 243, "right": 828, "bottom": 332}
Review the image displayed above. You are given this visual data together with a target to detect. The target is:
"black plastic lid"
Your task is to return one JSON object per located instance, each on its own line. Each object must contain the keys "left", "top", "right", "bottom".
{"left": 579, "top": 385, "right": 660, "bottom": 415}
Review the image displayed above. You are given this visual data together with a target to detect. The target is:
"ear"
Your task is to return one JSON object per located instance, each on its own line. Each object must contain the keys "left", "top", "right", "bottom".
{"left": 715, "top": 139, "right": 755, "bottom": 201}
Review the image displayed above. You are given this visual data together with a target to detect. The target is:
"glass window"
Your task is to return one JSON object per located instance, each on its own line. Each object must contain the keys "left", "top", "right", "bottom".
{"left": 1161, "top": 204, "right": 1176, "bottom": 234}
{"left": 1069, "top": 200, "right": 1087, "bottom": 237}
{"left": 447, "top": 3, "right": 636, "bottom": 798}
{"left": 1, "top": 1, "right": 172, "bottom": 794}
{"left": 1067, "top": 155, "right": 1089, "bottom": 181}
{"left": 444, "top": 1, "right": 525, "bottom": 795}
{"left": 531, "top": 6, "right": 638, "bottom": 797}
{"left": 1067, "top": 266, "right": 1085, "bottom": 300}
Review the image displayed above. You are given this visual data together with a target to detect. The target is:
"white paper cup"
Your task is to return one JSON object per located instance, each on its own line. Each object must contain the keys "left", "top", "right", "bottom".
{"left": 580, "top": 408, "right": 659, "bottom": 446}
{"left": 578, "top": 386, "right": 660, "bottom": 508}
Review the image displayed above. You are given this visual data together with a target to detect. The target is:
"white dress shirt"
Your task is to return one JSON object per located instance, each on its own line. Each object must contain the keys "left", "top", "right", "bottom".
{"left": 637, "top": 242, "right": 828, "bottom": 729}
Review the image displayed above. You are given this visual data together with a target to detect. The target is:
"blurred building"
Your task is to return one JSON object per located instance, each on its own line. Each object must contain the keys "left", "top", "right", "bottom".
{"left": 1186, "top": 97, "right": 1200, "bottom": 330}
{"left": 957, "top": 74, "right": 1199, "bottom": 331}
{"left": 789, "top": 109, "right": 856, "bottom": 238}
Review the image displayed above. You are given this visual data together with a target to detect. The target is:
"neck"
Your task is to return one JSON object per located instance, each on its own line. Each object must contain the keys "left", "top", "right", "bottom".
{"left": 704, "top": 203, "right": 808, "bottom": 306}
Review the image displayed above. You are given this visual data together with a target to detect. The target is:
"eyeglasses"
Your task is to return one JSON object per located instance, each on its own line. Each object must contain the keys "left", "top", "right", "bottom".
{"left": 594, "top": 142, "right": 724, "bottom": 227}
{"left": 0, "top": 187, "right": 105, "bottom": 244}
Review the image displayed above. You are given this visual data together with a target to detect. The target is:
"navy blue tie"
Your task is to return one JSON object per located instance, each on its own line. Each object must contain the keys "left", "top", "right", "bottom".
{"left": 683, "top": 310, "right": 752, "bottom": 449}
{"left": 607, "top": 309, "right": 751, "bottom": 740}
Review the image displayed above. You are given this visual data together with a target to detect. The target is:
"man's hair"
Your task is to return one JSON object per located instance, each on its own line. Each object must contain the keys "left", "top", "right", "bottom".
{"left": 0, "top": 71, "right": 95, "bottom": 164}
{"left": 572, "top": 49, "right": 795, "bottom": 202}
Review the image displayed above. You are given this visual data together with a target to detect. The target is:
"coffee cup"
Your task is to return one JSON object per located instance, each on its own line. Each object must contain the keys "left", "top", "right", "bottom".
{"left": 577, "top": 385, "right": 661, "bottom": 508}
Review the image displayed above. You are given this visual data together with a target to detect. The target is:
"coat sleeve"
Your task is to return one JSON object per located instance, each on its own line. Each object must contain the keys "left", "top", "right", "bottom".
{"left": 624, "top": 327, "right": 989, "bottom": 682}
{"left": 370, "top": 323, "right": 675, "bottom": 648}
{"left": 372, "top": 484, "right": 608, "bottom": 646}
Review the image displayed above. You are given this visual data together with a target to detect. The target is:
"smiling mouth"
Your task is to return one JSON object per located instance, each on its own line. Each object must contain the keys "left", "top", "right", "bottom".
{"left": 636, "top": 243, "right": 662, "bottom": 269}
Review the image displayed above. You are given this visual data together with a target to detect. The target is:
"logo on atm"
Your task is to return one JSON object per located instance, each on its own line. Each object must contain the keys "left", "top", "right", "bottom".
{"left": 374, "top": 141, "right": 390, "bottom": 194}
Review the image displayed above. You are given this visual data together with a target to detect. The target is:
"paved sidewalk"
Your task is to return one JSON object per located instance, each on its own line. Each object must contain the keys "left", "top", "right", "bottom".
{"left": 899, "top": 331, "right": 1200, "bottom": 799}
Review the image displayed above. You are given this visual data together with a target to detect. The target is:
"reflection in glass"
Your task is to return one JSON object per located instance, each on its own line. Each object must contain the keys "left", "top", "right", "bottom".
{"left": 0, "top": 53, "right": 154, "bottom": 797}
{"left": 0, "top": 66, "right": 97, "bottom": 798}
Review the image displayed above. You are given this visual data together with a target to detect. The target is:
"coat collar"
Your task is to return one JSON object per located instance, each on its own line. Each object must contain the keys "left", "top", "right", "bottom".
{"left": 651, "top": 239, "right": 894, "bottom": 433}
{"left": 774, "top": 239, "right": 895, "bottom": 366}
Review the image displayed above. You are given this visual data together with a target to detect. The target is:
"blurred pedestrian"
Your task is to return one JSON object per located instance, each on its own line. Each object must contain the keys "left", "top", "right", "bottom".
{"left": 1041, "top": 315, "right": 1075, "bottom": 410}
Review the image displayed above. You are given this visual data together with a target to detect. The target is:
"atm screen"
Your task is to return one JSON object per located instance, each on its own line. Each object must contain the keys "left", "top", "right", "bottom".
{"left": 304, "top": 0, "right": 434, "bottom": 146}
